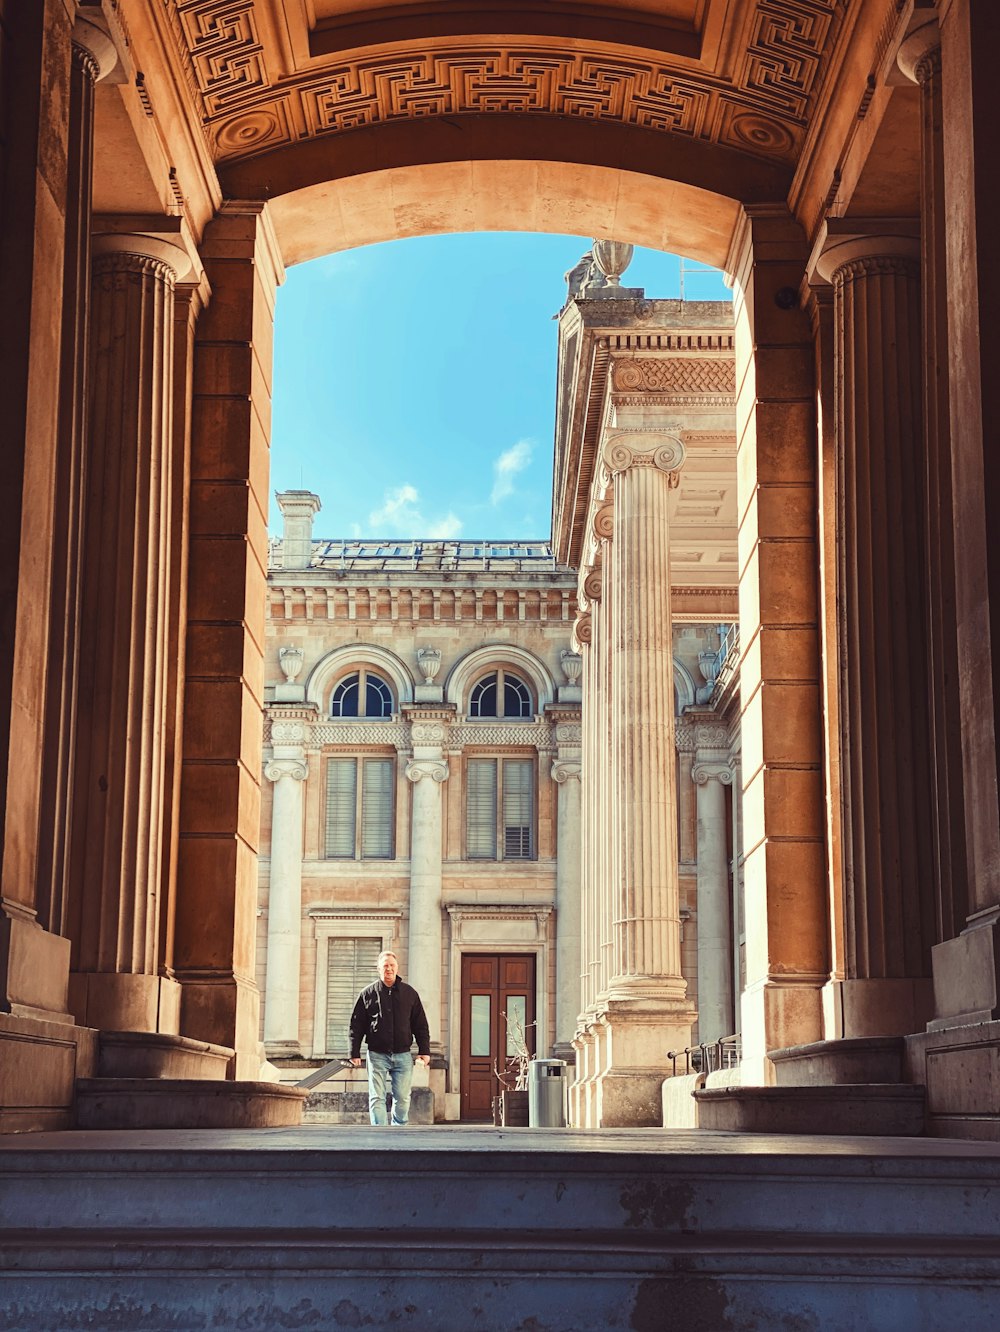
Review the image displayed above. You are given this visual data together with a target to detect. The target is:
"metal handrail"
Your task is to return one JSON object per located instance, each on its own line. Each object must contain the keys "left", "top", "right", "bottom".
{"left": 667, "top": 1034, "right": 741, "bottom": 1078}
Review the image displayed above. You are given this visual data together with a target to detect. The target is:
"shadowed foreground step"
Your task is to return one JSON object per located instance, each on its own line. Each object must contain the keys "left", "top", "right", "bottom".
{"left": 2, "top": 1126, "right": 1000, "bottom": 1331}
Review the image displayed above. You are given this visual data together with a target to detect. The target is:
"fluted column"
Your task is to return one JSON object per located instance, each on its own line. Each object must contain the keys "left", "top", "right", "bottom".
{"left": 552, "top": 753, "right": 582, "bottom": 1058}
{"left": 404, "top": 723, "right": 448, "bottom": 1054}
{"left": 66, "top": 232, "right": 188, "bottom": 1034}
{"left": 263, "top": 757, "right": 307, "bottom": 1055}
{"left": 692, "top": 758, "right": 734, "bottom": 1045}
{"left": 817, "top": 224, "right": 935, "bottom": 1037}
{"left": 898, "top": 21, "right": 969, "bottom": 981}
{"left": 35, "top": 18, "right": 117, "bottom": 940}
{"left": 596, "top": 432, "right": 694, "bottom": 1126}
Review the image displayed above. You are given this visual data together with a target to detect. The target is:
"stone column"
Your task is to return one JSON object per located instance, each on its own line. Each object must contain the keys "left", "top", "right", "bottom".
{"left": 926, "top": 0, "right": 1000, "bottom": 1026}
{"left": 404, "top": 721, "right": 449, "bottom": 1055}
{"left": 898, "top": 19, "right": 968, "bottom": 951}
{"left": 597, "top": 431, "right": 694, "bottom": 1126}
{"left": 692, "top": 756, "right": 735, "bottom": 1045}
{"left": 552, "top": 750, "right": 582, "bottom": 1059}
{"left": 263, "top": 756, "right": 307, "bottom": 1055}
{"left": 815, "top": 222, "right": 936, "bottom": 1037}
{"left": 35, "top": 16, "right": 117, "bottom": 941}
{"left": 66, "top": 231, "right": 189, "bottom": 1034}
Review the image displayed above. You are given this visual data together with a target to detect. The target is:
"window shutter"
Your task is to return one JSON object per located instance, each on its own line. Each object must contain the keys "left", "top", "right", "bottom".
{"left": 502, "top": 758, "right": 534, "bottom": 859}
{"left": 361, "top": 758, "right": 394, "bottom": 859}
{"left": 466, "top": 758, "right": 498, "bottom": 859}
{"left": 326, "top": 937, "right": 382, "bottom": 1052}
{"left": 325, "top": 758, "right": 358, "bottom": 858}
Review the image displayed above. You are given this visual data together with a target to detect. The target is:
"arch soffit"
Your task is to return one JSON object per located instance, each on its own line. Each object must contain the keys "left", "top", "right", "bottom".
{"left": 305, "top": 643, "right": 415, "bottom": 711}
{"left": 445, "top": 645, "right": 557, "bottom": 714}
{"left": 674, "top": 659, "right": 698, "bottom": 711}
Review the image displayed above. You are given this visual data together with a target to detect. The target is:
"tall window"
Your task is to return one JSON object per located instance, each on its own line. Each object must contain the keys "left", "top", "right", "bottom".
{"left": 325, "top": 937, "right": 382, "bottom": 1052}
{"left": 469, "top": 669, "right": 532, "bottom": 719}
{"left": 331, "top": 669, "right": 393, "bottom": 718}
{"left": 325, "top": 757, "right": 395, "bottom": 858}
{"left": 466, "top": 757, "right": 535, "bottom": 860}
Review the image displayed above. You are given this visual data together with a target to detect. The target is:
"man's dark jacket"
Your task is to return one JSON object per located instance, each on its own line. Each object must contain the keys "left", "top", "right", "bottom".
{"left": 350, "top": 977, "right": 431, "bottom": 1058}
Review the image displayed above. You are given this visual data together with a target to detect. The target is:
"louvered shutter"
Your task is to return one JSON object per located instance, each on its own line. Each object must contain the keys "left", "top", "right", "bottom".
{"left": 361, "top": 758, "right": 394, "bottom": 859}
{"left": 325, "top": 758, "right": 358, "bottom": 858}
{"left": 502, "top": 758, "right": 534, "bottom": 859}
{"left": 466, "top": 759, "right": 497, "bottom": 859}
{"left": 326, "top": 937, "right": 382, "bottom": 1052}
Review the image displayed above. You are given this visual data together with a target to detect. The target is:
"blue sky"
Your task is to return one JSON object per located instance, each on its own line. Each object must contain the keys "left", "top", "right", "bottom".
{"left": 270, "top": 234, "right": 730, "bottom": 542}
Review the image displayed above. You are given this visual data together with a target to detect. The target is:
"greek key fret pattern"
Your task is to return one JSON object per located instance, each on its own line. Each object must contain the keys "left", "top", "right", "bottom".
{"left": 164, "top": 0, "right": 845, "bottom": 165}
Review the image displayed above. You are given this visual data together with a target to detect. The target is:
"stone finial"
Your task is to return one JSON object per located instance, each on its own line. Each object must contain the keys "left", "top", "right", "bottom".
{"left": 276, "top": 490, "right": 321, "bottom": 571}
{"left": 416, "top": 646, "right": 442, "bottom": 684}
{"left": 279, "top": 645, "right": 304, "bottom": 683}
{"left": 592, "top": 240, "right": 634, "bottom": 288}
{"left": 560, "top": 650, "right": 583, "bottom": 685}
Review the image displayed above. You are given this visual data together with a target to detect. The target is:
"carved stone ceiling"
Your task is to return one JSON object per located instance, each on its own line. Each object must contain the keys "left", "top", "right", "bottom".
{"left": 163, "top": 0, "right": 849, "bottom": 169}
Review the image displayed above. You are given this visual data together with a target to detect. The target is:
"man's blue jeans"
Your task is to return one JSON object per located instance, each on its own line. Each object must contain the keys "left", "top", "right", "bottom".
{"left": 367, "top": 1050, "right": 414, "bottom": 1125}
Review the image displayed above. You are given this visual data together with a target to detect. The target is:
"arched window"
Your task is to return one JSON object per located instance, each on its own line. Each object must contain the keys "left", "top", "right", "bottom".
{"left": 469, "top": 669, "right": 532, "bottom": 719}
{"left": 330, "top": 669, "right": 394, "bottom": 718}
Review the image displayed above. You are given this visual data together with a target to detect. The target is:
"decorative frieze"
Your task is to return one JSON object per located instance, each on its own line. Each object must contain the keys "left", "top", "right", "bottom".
{"left": 267, "top": 583, "right": 574, "bottom": 623}
{"left": 611, "top": 358, "right": 737, "bottom": 396}
{"left": 263, "top": 713, "right": 562, "bottom": 754}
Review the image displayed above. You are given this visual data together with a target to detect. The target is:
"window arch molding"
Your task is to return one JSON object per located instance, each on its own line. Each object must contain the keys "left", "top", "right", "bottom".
{"left": 305, "top": 643, "right": 414, "bottom": 714}
{"left": 445, "top": 644, "right": 556, "bottom": 717}
{"left": 674, "top": 659, "right": 698, "bottom": 712}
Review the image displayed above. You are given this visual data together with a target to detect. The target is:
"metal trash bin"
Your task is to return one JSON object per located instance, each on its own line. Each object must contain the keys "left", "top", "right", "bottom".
{"left": 527, "top": 1058, "right": 568, "bottom": 1128}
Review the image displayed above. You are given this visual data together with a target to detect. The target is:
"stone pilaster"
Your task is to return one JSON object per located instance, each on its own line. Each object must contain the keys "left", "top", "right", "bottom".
{"left": 692, "top": 754, "right": 735, "bottom": 1045}
{"left": 552, "top": 741, "right": 582, "bottom": 1060}
{"left": 404, "top": 714, "right": 450, "bottom": 1058}
{"left": 66, "top": 232, "right": 189, "bottom": 1034}
{"left": 815, "top": 223, "right": 935, "bottom": 1038}
{"left": 926, "top": 0, "right": 1000, "bottom": 1026}
{"left": 596, "top": 431, "right": 695, "bottom": 1126}
{"left": 262, "top": 755, "right": 308, "bottom": 1056}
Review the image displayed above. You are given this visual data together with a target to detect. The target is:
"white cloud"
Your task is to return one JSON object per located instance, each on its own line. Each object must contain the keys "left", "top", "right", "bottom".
{"left": 368, "top": 484, "right": 463, "bottom": 539}
{"left": 428, "top": 512, "right": 463, "bottom": 539}
{"left": 490, "top": 439, "right": 533, "bottom": 505}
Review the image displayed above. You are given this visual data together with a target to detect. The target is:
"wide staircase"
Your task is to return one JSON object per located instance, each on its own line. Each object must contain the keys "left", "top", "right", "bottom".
{"left": 2, "top": 1124, "right": 999, "bottom": 1330}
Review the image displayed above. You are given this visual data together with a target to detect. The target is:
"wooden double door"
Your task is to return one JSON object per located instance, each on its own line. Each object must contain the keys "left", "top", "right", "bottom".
{"left": 459, "top": 954, "right": 536, "bottom": 1121}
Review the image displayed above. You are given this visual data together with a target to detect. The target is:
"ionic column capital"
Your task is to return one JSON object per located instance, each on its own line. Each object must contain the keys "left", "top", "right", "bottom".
{"left": 897, "top": 18, "right": 941, "bottom": 85}
{"left": 592, "top": 500, "right": 614, "bottom": 542}
{"left": 551, "top": 759, "right": 582, "bottom": 784}
{"left": 264, "top": 759, "right": 307, "bottom": 783}
{"left": 72, "top": 15, "right": 118, "bottom": 82}
{"left": 581, "top": 567, "right": 603, "bottom": 605}
{"left": 810, "top": 219, "right": 920, "bottom": 287}
{"left": 405, "top": 759, "right": 449, "bottom": 784}
{"left": 572, "top": 612, "right": 592, "bottom": 650}
{"left": 601, "top": 431, "right": 686, "bottom": 481}
{"left": 692, "top": 760, "right": 734, "bottom": 787}
{"left": 92, "top": 233, "right": 191, "bottom": 283}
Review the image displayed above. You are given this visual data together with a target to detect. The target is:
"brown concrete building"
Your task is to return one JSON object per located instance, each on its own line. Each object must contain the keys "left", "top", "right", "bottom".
{"left": 2, "top": 0, "right": 999, "bottom": 1150}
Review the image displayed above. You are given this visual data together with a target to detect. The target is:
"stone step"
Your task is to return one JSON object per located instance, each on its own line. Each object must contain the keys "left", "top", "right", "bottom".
{"left": 694, "top": 1084, "right": 926, "bottom": 1135}
{"left": 770, "top": 1036, "right": 907, "bottom": 1087}
{"left": 2, "top": 1127, "right": 1000, "bottom": 1329}
{"left": 96, "top": 1030, "right": 233, "bottom": 1080}
{"left": 74, "top": 1079, "right": 306, "bottom": 1130}
{"left": 303, "top": 1086, "right": 434, "bottom": 1124}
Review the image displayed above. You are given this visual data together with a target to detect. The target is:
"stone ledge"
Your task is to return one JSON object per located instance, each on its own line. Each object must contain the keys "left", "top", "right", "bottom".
{"left": 97, "top": 1031, "right": 234, "bottom": 1080}
{"left": 694, "top": 1084, "right": 926, "bottom": 1135}
{"left": 74, "top": 1080, "right": 306, "bottom": 1130}
{"left": 770, "top": 1036, "right": 907, "bottom": 1086}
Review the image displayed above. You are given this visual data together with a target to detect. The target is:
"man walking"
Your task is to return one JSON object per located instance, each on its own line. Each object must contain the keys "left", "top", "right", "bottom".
{"left": 349, "top": 950, "right": 431, "bottom": 1125}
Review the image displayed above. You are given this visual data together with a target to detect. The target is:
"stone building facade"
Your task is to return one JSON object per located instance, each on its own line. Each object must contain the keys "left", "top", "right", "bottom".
{"left": 260, "top": 476, "right": 742, "bottom": 1121}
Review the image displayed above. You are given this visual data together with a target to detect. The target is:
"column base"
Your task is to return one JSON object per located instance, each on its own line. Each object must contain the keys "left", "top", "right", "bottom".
{"left": 930, "top": 913, "right": 1000, "bottom": 1028}
{"left": 741, "top": 976, "right": 824, "bottom": 1083}
{"left": 0, "top": 1010, "right": 98, "bottom": 1132}
{"left": 178, "top": 972, "right": 261, "bottom": 1079}
{"left": 821, "top": 977, "right": 934, "bottom": 1039}
{"left": 68, "top": 971, "right": 182, "bottom": 1034}
{"left": 0, "top": 911, "right": 72, "bottom": 1021}
{"left": 592, "top": 995, "right": 695, "bottom": 1127}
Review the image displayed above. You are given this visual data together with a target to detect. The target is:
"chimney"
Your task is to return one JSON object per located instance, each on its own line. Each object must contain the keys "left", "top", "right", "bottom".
{"left": 276, "top": 490, "right": 321, "bottom": 570}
